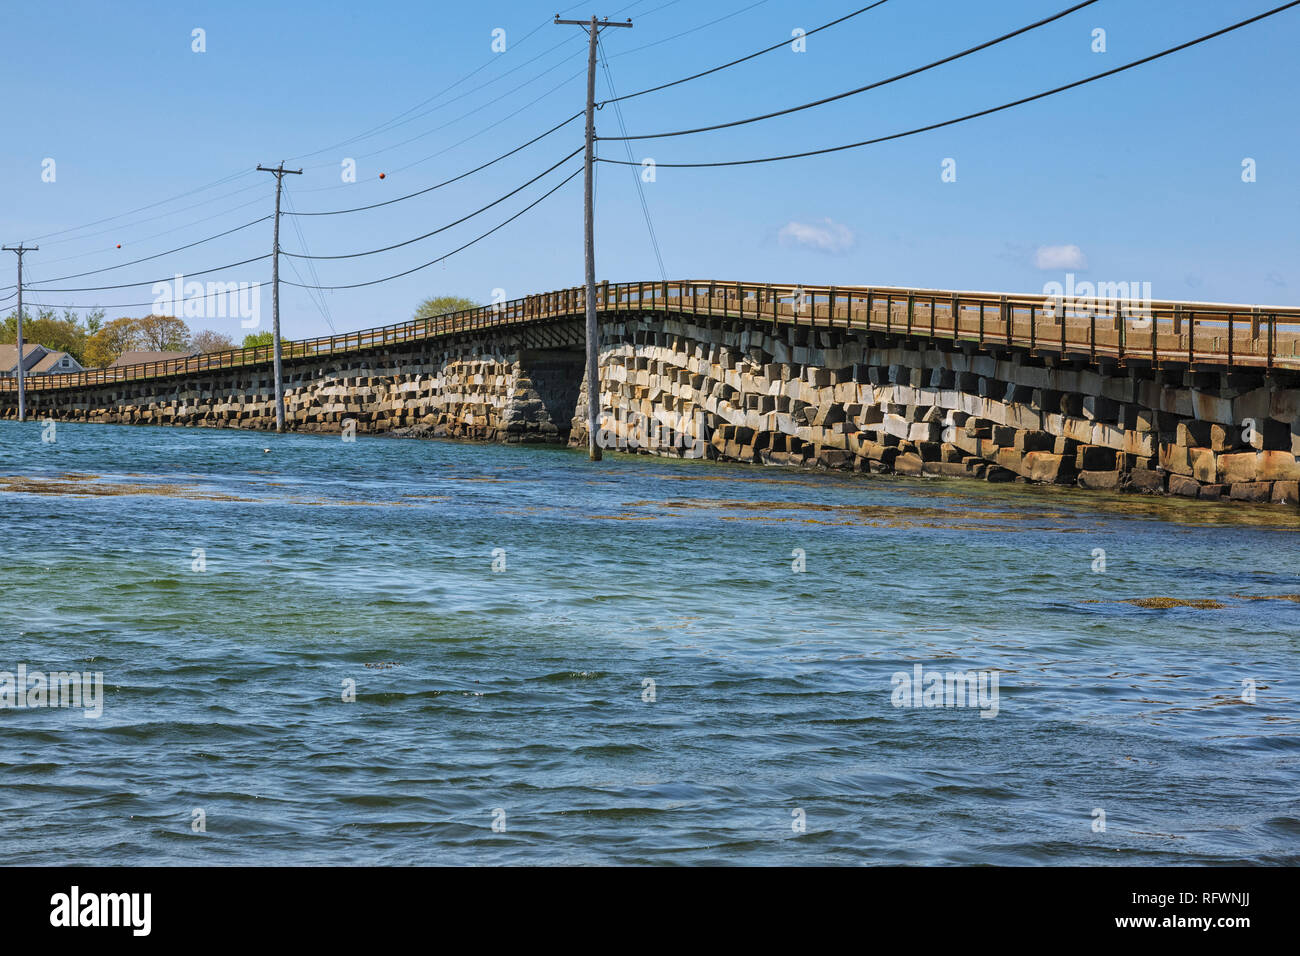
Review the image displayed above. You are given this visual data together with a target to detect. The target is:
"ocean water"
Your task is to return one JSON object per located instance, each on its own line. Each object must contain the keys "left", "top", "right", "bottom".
{"left": 0, "top": 420, "right": 1297, "bottom": 865}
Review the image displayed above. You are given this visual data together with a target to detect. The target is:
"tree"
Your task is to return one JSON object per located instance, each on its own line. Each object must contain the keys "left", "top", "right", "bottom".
{"left": 0, "top": 307, "right": 103, "bottom": 365}
{"left": 413, "top": 295, "right": 479, "bottom": 320}
{"left": 135, "top": 314, "right": 190, "bottom": 351}
{"left": 84, "top": 317, "right": 144, "bottom": 368}
{"left": 242, "top": 331, "right": 273, "bottom": 348}
{"left": 192, "top": 329, "right": 236, "bottom": 353}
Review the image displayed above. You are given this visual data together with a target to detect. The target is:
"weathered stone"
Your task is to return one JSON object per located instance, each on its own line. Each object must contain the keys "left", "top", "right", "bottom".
{"left": 1258, "top": 451, "right": 1300, "bottom": 482}
{"left": 1078, "top": 470, "right": 1122, "bottom": 491}
{"left": 894, "top": 452, "right": 923, "bottom": 476}
{"left": 1218, "top": 452, "right": 1258, "bottom": 484}
{"left": 1127, "top": 468, "right": 1166, "bottom": 493}
{"left": 1229, "top": 481, "right": 1272, "bottom": 502}
{"left": 1024, "top": 451, "right": 1073, "bottom": 484}
{"left": 1271, "top": 480, "right": 1299, "bottom": 505}
{"left": 1076, "top": 445, "right": 1117, "bottom": 471}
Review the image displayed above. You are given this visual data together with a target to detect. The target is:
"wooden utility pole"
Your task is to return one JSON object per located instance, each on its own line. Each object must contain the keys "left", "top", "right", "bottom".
{"left": 554, "top": 14, "right": 631, "bottom": 461}
{"left": 257, "top": 162, "right": 302, "bottom": 433}
{"left": 2, "top": 243, "right": 37, "bottom": 423}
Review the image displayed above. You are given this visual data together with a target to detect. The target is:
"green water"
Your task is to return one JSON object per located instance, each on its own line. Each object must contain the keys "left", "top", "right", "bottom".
{"left": 1, "top": 421, "right": 1297, "bottom": 864}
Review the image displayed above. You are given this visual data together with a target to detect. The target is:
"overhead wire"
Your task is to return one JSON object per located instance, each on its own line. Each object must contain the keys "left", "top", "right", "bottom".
{"left": 603, "top": 0, "right": 891, "bottom": 106}
{"left": 28, "top": 253, "right": 272, "bottom": 294}
{"left": 597, "top": 0, "right": 1300, "bottom": 167}
{"left": 282, "top": 147, "right": 583, "bottom": 259}
{"left": 281, "top": 185, "right": 336, "bottom": 333}
{"left": 600, "top": 0, "right": 1099, "bottom": 140}
{"left": 282, "top": 167, "right": 582, "bottom": 291}
{"left": 286, "top": 114, "right": 583, "bottom": 216}
{"left": 597, "top": 36, "right": 666, "bottom": 281}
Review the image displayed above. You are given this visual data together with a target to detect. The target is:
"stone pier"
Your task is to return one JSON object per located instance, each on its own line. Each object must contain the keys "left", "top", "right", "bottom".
{"left": 4, "top": 282, "right": 1299, "bottom": 506}
{"left": 569, "top": 313, "right": 1300, "bottom": 506}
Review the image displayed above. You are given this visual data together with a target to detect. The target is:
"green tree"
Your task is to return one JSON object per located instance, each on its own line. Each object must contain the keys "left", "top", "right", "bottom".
{"left": 1, "top": 307, "right": 103, "bottom": 365}
{"left": 243, "top": 331, "right": 274, "bottom": 348}
{"left": 413, "top": 295, "right": 479, "bottom": 320}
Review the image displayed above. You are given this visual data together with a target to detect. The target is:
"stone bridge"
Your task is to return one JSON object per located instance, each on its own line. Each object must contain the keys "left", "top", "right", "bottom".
{"left": 4, "top": 280, "right": 1299, "bottom": 505}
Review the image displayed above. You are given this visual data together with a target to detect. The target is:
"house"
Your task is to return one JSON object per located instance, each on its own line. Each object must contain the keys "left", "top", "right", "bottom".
{"left": 108, "top": 349, "right": 198, "bottom": 368}
{"left": 0, "top": 343, "right": 85, "bottom": 376}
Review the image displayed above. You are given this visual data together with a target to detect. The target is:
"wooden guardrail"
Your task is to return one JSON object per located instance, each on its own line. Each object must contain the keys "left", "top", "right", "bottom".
{"left": 3, "top": 280, "right": 1298, "bottom": 393}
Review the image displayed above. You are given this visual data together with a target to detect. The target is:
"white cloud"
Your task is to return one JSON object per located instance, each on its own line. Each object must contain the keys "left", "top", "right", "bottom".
{"left": 778, "top": 218, "right": 855, "bottom": 255}
{"left": 1033, "top": 244, "right": 1087, "bottom": 270}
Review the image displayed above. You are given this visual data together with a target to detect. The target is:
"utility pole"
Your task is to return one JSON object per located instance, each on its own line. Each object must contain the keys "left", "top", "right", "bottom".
{"left": 2, "top": 243, "right": 37, "bottom": 423}
{"left": 554, "top": 14, "right": 631, "bottom": 461}
{"left": 257, "top": 162, "right": 302, "bottom": 433}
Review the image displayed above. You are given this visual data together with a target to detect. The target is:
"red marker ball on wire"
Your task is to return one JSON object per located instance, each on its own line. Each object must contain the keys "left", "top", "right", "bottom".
{"left": 379, "top": 173, "right": 386, "bottom": 180}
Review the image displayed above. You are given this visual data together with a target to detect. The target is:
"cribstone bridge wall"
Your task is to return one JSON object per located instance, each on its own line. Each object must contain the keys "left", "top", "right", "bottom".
{"left": 6, "top": 322, "right": 585, "bottom": 444}
{"left": 573, "top": 312, "right": 1300, "bottom": 505}
{"left": 4, "top": 280, "right": 1299, "bottom": 506}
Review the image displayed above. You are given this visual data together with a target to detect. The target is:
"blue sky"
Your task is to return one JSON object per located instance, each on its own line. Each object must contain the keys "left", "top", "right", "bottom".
{"left": 1, "top": 0, "right": 1297, "bottom": 342}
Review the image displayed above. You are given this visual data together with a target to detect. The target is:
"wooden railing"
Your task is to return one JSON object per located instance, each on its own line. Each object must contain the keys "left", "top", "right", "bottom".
{"left": 4, "top": 280, "right": 1298, "bottom": 393}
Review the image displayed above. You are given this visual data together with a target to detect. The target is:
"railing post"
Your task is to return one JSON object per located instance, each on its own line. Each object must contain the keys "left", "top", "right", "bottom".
{"left": 1152, "top": 307, "right": 1159, "bottom": 368}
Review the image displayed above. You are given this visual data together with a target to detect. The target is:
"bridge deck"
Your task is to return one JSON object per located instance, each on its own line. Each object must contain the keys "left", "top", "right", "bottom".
{"left": 4, "top": 280, "right": 1298, "bottom": 393}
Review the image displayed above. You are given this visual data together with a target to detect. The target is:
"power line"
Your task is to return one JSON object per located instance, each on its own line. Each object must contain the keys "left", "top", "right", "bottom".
{"left": 15, "top": 216, "right": 271, "bottom": 286}
{"left": 597, "top": 36, "right": 666, "bottom": 281}
{"left": 281, "top": 185, "right": 336, "bottom": 334}
{"left": 21, "top": 279, "right": 271, "bottom": 313}
{"left": 20, "top": 170, "right": 256, "bottom": 243}
{"left": 603, "top": 0, "right": 890, "bottom": 106}
{"left": 282, "top": 147, "right": 583, "bottom": 259}
{"left": 28, "top": 253, "right": 271, "bottom": 294}
{"left": 303, "top": 40, "right": 589, "bottom": 171}
{"left": 605, "top": 0, "right": 772, "bottom": 63}
{"left": 285, "top": 114, "right": 582, "bottom": 216}
{"left": 15, "top": 5, "right": 595, "bottom": 246}
{"left": 3, "top": 0, "right": 761, "bottom": 257}
{"left": 597, "top": 0, "right": 1300, "bottom": 167}
{"left": 601, "top": 0, "right": 1099, "bottom": 140}
{"left": 35, "top": 180, "right": 267, "bottom": 247}
{"left": 289, "top": 1, "right": 596, "bottom": 163}
{"left": 282, "top": 167, "right": 582, "bottom": 291}
{"left": 20, "top": 194, "right": 271, "bottom": 271}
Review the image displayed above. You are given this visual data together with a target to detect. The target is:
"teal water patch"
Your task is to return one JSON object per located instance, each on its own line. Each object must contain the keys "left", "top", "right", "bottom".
{"left": 0, "top": 420, "right": 1297, "bottom": 864}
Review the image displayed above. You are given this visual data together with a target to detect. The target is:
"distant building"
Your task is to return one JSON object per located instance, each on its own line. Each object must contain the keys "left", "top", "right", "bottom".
{"left": 108, "top": 349, "right": 198, "bottom": 368}
{"left": 0, "top": 343, "right": 85, "bottom": 376}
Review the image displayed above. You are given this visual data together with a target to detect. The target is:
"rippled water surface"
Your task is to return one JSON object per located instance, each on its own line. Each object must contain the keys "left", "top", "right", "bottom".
{"left": 1, "top": 421, "right": 1297, "bottom": 864}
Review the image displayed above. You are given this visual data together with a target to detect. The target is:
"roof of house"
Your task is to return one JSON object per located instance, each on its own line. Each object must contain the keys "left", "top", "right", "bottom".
{"left": 108, "top": 349, "right": 197, "bottom": 368}
{"left": 0, "top": 343, "right": 47, "bottom": 372}
{"left": 29, "top": 350, "right": 81, "bottom": 373}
